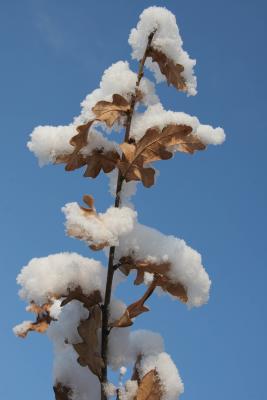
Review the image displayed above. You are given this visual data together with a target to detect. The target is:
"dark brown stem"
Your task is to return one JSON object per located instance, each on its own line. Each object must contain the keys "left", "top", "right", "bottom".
{"left": 100, "top": 31, "right": 156, "bottom": 400}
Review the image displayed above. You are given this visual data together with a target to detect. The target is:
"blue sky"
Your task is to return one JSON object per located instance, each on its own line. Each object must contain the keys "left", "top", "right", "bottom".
{"left": 1, "top": 0, "right": 267, "bottom": 399}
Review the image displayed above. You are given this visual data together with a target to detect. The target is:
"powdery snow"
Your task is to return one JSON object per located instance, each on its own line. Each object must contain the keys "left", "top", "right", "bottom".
{"left": 17, "top": 252, "right": 107, "bottom": 304}
{"left": 129, "top": 6, "right": 197, "bottom": 95}
{"left": 62, "top": 203, "right": 137, "bottom": 248}
{"left": 116, "top": 221, "right": 211, "bottom": 308}
{"left": 75, "top": 61, "right": 159, "bottom": 126}
{"left": 131, "top": 103, "right": 226, "bottom": 145}
{"left": 27, "top": 125, "right": 119, "bottom": 166}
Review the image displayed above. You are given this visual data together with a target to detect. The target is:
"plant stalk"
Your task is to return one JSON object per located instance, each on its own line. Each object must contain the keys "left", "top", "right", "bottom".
{"left": 100, "top": 31, "right": 156, "bottom": 400}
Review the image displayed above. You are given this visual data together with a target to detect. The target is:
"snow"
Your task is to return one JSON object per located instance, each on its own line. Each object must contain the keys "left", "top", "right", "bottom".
{"left": 131, "top": 103, "right": 226, "bottom": 145}
{"left": 75, "top": 61, "right": 159, "bottom": 126}
{"left": 137, "top": 352, "right": 184, "bottom": 400}
{"left": 27, "top": 125, "right": 119, "bottom": 166}
{"left": 17, "top": 252, "right": 106, "bottom": 304}
{"left": 13, "top": 321, "right": 32, "bottom": 337}
{"left": 62, "top": 203, "right": 136, "bottom": 248}
{"left": 129, "top": 7, "right": 197, "bottom": 95}
{"left": 116, "top": 221, "right": 211, "bottom": 308}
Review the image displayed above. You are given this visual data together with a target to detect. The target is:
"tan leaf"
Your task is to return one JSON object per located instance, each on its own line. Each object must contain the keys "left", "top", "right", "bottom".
{"left": 119, "top": 124, "right": 205, "bottom": 187}
{"left": 73, "top": 305, "right": 104, "bottom": 378}
{"left": 156, "top": 275, "right": 188, "bottom": 303}
{"left": 17, "top": 302, "right": 53, "bottom": 338}
{"left": 147, "top": 47, "right": 187, "bottom": 92}
{"left": 119, "top": 257, "right": 169, "bottom": 285}
{"left": 61, "top": 287, "right": 102, "bottom": 310}
{"left": 136, "top": 370, "right": 162, "bottom": 400}
{"left": 84, "top": 149, "right": 120, "bottom": 178}
{"left": 110, "top": 279, "right": 157, "bottom": 328}
{"left": 92, "top": 94, "right": 130, "bottom": 127}
{"left": 119, "top": 257, "right": 188, "bottom": 303}
{"left": 53, "top": 383, "right": 72, "bottom": 400}
{"left": 64, "top": 120, "right": 95, "bottom": 171}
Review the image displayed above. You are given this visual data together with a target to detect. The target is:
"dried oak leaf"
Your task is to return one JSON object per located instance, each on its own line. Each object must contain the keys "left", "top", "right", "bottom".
{"left": 119, "top": 124, "right": 205, "bottom": 187}
{"left": 61, "top": 286, "right": 102, "bottom": 310}
{"left": 64, "top": 120, "right": 95, "bottom": 171}
{"left": 110, "top": 279, "right": 157, "bottom": 328}
{"left": 53, "top": 383, "right": 72, "bottom": 400}
{"left": 17, "top": 302, "right": 53, "bottom": 338}
{"left": 73, "top": 305, "right": 104, "bottom": 378}
{"left": 83, "top": 149, "right": 120, "bottom": 179}
{"left": 119, "top": 257, "right": 169, "bottom": 285}
{"left": 135, "top": 370, "right": 162, "bottom": 400}
{"left": 119, "top": 257, "right": 188, "bottom": 303}
{"left": 147, "top": 47, "right": 187, "bottom": 92}
{"left": 92, "top": 94, "right": 130, "bottom": 127}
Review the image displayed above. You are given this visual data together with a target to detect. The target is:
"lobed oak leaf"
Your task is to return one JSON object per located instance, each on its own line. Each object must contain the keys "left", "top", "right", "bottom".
{"left": 83, "top": 149, "right": 120, "bottom": 179}
{"left": 135, "top": 370, "right": 162, "bottom": 400}
{"left": 92, "top": 94, "right": 130, "bottom": 127}
{"left": 147, "top": 47, "right": 187, "bottom": 92}
{"left": 119, "top": 124, "right": 205, "bottom": 187}
{"left": 53, "top": 383, "right": 72, "bottom": 400}
{"left": 61, "top": 287, "right": 102, "bottom": 310}
{"left": 73, "top": 305, "right": 104, "bottom": 378}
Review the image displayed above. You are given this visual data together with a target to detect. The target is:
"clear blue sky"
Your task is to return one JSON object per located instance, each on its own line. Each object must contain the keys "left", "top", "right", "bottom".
{"left": 1, "top": 0, "right": 267, "bottom": 399}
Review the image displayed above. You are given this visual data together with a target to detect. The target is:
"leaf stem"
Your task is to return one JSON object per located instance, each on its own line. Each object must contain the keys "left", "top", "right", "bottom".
{"left": 100, "top": 31, "right": 156, "bottom": 400}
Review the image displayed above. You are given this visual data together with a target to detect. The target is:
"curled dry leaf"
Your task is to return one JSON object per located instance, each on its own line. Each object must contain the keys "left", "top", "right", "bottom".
{"left": 92, "top": 94, "right": 130, "bottom": 127}
{"left": 119, "top": 257, "right": 188, "bottom": 303}
{"left": 17, "top": 302, "right": 53, "bottom": 338}
{"left": 135, "top": 370, "right": 162, "bottom": 400}
{"left": 66, "top": 194, "right": 109, "bottom": 251}
{"left": 73, "top": 305, "right": 104, "bottom": 379}
{"left": 110, "top": 279, "right": 157, "bottom": 328}
{"left": 61, "top": 286, "right": 102, "bottom": 310}
{"left": 147, "top": 47, "right": 187, "bottom": 92}
{"left": 53, "top": 383, "right": 73, "bottom": 400}
{"left": 119, "top": 124, "right": 205, "bottom": 187}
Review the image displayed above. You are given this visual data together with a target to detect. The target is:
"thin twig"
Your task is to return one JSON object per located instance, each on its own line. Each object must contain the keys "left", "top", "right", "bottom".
{"left": 100, "top": 31, "right": 156, "bottom": 400}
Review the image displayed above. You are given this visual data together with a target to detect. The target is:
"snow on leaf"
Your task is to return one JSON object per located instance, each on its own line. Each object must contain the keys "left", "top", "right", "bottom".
{"left": 16, "top": 302, "right": 53, "bottom": 338}
{"left": 61, "top": 286, "right": 102, "bottom": 310}
{"left": 53, "top": 383, "right": 73, "bottom": 400}
{"left": 92, "top": 94, "right": 130, "bottom": 127}
{"left": 136, "top": 370, "right": 162, "bottom": 400}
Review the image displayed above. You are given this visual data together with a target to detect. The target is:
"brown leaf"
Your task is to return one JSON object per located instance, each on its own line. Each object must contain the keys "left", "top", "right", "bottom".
{"left": 110, "top": 279, "right": 157, "bottom": 328}
{"left": 64, "top": 120, "right": 95, "bottom": 171}
{"left": 61, "top": 287, "right": 102, "bottom": 310}
{"left": 119, "top": 257, "right": 169, "bottom": 285}
{"left": 53, "top": 383, "right": 72, "bottom": 400}
{"left": 92, "top": 94, "right": 130, "bottom": 127}
{"left": 84, "top": 149, "right": 120, "bottom": 179}
{"left": 17, "top": 302, "right": 53, "bottom": 338}
{"left": 119, "top": 257, "right": 188, "bottom": 303}
{"left": 156, "top": 275, "right": 188, "bottom": 303}
{"left": 136, "top": 370, "right": 162, "bottom": 400}
{"left": 119, "top": 124, "right": 205, "bottom": 187}
{"left": 147, "top": 47, "right": 187, "bottom": 92}
{"left": 73, "top": 305, "right": 104, "bottom": 378}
